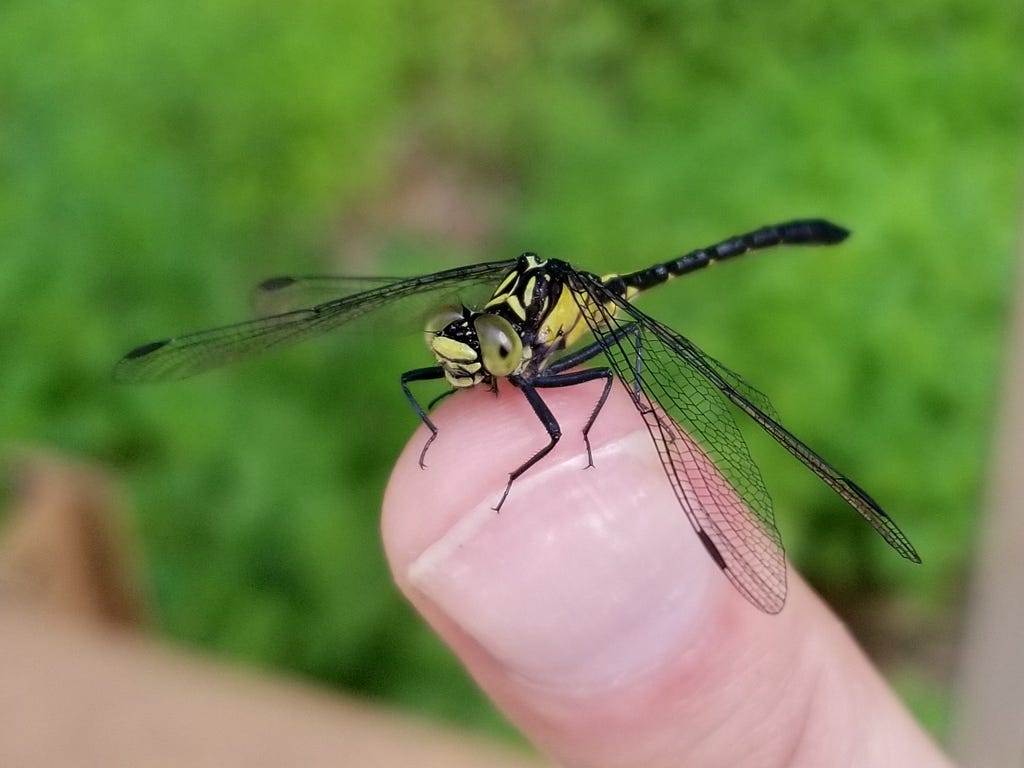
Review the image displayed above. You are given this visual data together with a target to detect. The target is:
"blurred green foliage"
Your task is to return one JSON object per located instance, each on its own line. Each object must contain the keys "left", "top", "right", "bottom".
{"left": 2, "top": 0, "right": 1022, "bottom": 743}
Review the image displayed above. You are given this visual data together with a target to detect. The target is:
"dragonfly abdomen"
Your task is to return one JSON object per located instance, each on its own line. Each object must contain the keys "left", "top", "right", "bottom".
{"left": 617, "top": 219, "right": 850, "bottom": 295}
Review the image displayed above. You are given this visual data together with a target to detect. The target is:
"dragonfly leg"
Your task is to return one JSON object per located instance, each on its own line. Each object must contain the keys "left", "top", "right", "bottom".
{"left": 497, "top": 366, "right": 616, "bottom": 510}
{"left": 546, "top": 321, "right": 647, "bottom": 404}
{"left": 400, "top": 366, "right": 447, "bottom": 468}
{"left": 532, "top": 367, "right": 614, "bottom": 468}
{"left": 495, "top": 377, "right": 562, "bottom": 511}
{"left": 427, "top": 388, "right": 457, "bottom": 411}
{"left": 543, "top": 321, "right": 646, "bottom": 459}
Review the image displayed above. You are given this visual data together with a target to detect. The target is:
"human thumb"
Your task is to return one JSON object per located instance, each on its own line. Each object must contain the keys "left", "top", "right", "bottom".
{"left": 382, "top": 384, "right": 951, "bottom": 768}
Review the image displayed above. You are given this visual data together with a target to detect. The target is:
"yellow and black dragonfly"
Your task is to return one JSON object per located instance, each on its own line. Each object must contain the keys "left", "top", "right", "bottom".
{"left": 115, "top": 219, "right": 920, "bottom": 613}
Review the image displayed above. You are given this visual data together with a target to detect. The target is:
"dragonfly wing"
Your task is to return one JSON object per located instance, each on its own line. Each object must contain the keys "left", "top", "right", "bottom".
{"left": 570, "top": 271, "right": 920, "bottom": 577}
{"left": 637, "top": 382, "right": 787, "bottom": 612}
{"left": 253, "top": 276, "right": 405, "bottom": 316}
{"left": 566, "top": 274, "right": 787, "bottom": 612}
{"left": 115, "top": 308, "right": 322, "bottom": 382}
{"left": 681, "top": 346, "right": 921, "bottom": 563}
{"left": 115, "top": 259, "right": 516, "bottom": 383}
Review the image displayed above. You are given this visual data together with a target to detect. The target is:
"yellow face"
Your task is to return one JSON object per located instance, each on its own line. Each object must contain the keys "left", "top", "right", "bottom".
{"left": 424, "top": 308, "right": 484, "bottom": 388}
{"left": 425, "top": 311, "right": 526, "bottom": 389}
{"left": 429, "top": 333, "right": 483, "bottom": 388}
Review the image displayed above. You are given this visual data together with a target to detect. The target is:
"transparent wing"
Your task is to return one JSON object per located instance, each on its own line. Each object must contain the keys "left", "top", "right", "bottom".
{"left": 566, "top": 270, "right": 920, "bottom": 613}
{"left": 254, "top": 275, "right": 429, "bottom": 316}
{"left": 115, "top": 259, "right": 515, "bottom": 383}
{"left": 251, "top": 270, "right": 505, "bottom": 337}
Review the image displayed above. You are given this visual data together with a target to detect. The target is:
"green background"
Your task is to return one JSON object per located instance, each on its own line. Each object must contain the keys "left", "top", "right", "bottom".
{"left": 3, "top": 0, "right": 1022, "bottom": 743}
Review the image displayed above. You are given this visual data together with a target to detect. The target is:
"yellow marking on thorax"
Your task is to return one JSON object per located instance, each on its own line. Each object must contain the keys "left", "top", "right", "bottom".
{"left": 484, "top": 292, "right": 527, "bottom": 321}
{"left": 524, "top": 275, "right": 537, "bottom": 302}
{"left": 492, "top": 270, "right": 519, "bottom": 297}
{"left": 484, "top": 263, "right": 545, "bottom": 323}
{"left": 505, "top": 293, "right": 526, "bottom": 320}
{"left": 536, "top": 289, "right": 590, "bottom": 349}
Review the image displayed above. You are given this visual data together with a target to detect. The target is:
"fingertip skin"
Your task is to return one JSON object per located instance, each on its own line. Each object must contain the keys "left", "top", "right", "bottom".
{"left": 381, "top": 383, "right": 951, "bottom": 768}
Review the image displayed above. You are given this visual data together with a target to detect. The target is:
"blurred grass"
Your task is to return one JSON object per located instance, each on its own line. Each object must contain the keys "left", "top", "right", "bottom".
{"left": 2, "top": 0, "right": 1022, "bottom": 743}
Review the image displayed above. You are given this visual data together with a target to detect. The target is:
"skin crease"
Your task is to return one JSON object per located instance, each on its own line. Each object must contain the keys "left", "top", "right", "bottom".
{"left": 381, "top": 383, "right": 954, "bottom": 768}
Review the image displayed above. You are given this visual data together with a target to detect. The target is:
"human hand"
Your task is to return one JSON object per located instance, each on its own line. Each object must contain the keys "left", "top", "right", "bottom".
{"left": 382, "top": 383, "right": 953, "bottom": 768}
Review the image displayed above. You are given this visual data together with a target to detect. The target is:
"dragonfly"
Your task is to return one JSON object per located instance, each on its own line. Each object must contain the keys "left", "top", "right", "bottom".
{"left": 115, "top": 219, "right": 920, "bottom": 613}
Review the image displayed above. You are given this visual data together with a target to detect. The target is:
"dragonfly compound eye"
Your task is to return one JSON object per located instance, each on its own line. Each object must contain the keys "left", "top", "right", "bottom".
{"left": 474, "top": 313, "right": 523, "bottom": 377}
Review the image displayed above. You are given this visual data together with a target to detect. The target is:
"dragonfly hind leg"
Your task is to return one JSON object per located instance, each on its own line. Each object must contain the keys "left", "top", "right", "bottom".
{"left": 530, "top": 367, "right": 615, "bottom": 468}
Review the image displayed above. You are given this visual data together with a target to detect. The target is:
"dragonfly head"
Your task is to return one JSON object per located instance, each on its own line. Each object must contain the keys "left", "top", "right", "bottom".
{"left": 425, "top": 306, "right": 524, "bottom": 388}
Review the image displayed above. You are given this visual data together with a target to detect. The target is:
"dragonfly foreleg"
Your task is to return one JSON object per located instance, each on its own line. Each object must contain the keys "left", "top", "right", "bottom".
{"left": 400, "top": 366, "right": 447, "bottom": 468}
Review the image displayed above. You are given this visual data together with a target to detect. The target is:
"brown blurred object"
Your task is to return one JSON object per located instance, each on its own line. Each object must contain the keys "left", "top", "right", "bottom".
{"left": 952, "top": 206, "right": 1024, "bottom": 767}
{"left": 0, "top": 453, "right": 545, "bottom": 768}
{"left": 0, "top": 451, "right": 147, "bottom": 627}
{"left": 332, "top": 137, "right": 514, "bottom": 271}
